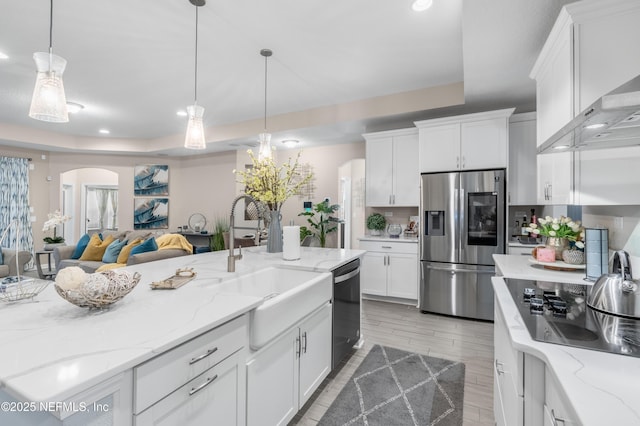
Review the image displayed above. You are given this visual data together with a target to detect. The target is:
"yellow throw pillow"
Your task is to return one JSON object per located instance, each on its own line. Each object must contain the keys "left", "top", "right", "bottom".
{"left": 79, "top": 234, "right": 115, "bottom": 261}
{"left": 96, "top": 263, "right": 125, "bottom": 272}
{"left": 116, "top": 238, "right": 143, "bottom": 264}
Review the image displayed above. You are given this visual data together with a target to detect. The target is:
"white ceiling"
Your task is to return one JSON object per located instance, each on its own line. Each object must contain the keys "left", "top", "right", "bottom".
{"left": 0, "top": 0, "right": 574, "bottom": 157}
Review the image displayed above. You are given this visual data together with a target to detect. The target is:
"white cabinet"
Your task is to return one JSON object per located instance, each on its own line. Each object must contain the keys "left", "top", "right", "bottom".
{"left": 536, "top": 152, "right": 572, "bottom": 205}
{"left": 247, "top": 303, "right": 332, "bottom": 426}
{"left": 416, "top": 109, "right": 514, "bottom": 173}
{"left": 359, "top": 240, "right": 418, "bottom": 300}
{"left": 364, "top": 128, "right": 419, "bottom": 207}
{"left": 543, "top": 369, "right": 579, "bottom": 426}
{"left": 508, "top": 113, "right": 537, "bottom": 205}
{"left": 133, "top": 315, "right": 247, "bottom": 426}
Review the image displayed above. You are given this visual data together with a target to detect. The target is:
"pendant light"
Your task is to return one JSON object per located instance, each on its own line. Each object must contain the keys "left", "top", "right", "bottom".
{"left": 29, "top": 0, "right": 69, "bottom": 123}
{"left": 258, "top": 49, "right": 273, "bottom": 161}
{"left": 184, "top": 0, "right": 207, "bottom": 150}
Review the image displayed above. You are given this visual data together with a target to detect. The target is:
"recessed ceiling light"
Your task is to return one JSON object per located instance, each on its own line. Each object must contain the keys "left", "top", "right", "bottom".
{"left": 585, "top": 123, "right": 606, "bottom": 130}
{"left": 553, "top": 145, "right": 569, "bottom": 150}
{"left": 0, "top": 52, "right": 9, "bottom": 60}
{"left": 176, "top": 110, "right": 188, "bottom": 117}
{"left": 98, "top": 129, "right": 110, "bottom": 134}
{"left": 412, "top": 0, "right": 433, "bottom": 12}
{"left": 282, "top": 139, "right": 299, "bottom": 148}
{"left": 66, "top": 102, "right": 84, "bottom": 114}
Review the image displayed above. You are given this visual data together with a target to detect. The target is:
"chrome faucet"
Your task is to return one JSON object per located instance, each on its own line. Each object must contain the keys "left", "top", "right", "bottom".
{"left": 228, "top": 194, "right": 263, "bottom": 272}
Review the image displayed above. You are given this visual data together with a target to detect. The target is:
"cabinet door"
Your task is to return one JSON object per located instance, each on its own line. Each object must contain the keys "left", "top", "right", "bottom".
{"left": 461, "top": 118, "right": 508, "bottom": 170}
{"left": 246, "top": 327, "right": 299, "bottom": 426}
{"left": 366, "top": 137, "right": 394, "bottom": 206}
{"left": 576, "top": 147, "right": 640, "bottom": 205}
{"left": 135, "top": 352, "right": 241, "bottom": 426}
{"left": 494, "top": 304, "right": 523, "bottom": 426}
{"left": 508, "top": 116, "right": 537, "bottom": 205}
{"left": 537, "top": 152, "right": 572, "bottom": 205}
{"left": 361, "top": 252, "right": 387, "bottom": 296}
{"left": 392, "top": 133, "right": 419, "bottom": 206}
{"left": 544, "top": 369, "right": 578, "bottom": 426}
{"left": 299, "top": 303, "right": 332, "bottom": 407}
{"left": 386, "top": 253, "right": 418, "bottom": 300}
{"left": 418, "top": 124, "right": 460, "bottom": 172}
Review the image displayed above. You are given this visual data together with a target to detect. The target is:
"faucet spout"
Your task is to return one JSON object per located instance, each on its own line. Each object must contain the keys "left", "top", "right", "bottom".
{"left": 228, "top": 194, "right": 262, "bottom": 272}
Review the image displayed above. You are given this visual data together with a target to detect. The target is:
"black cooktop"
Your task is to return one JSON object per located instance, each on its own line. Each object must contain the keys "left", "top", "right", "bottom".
{"left": 505, "top": 278, "right": 640, "bottom": 358}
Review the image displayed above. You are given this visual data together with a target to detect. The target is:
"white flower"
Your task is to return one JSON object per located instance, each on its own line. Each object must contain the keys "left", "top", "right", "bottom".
{"left": 552, "top": 217, "right": 559, "bottom": 224}
{"left": 567, "top": 221, "right": 575, "bottom": 228}
{"left": 528, "top": 223, "right": 538, "bottom": 229}
{"left": 570, "top": 224, "right": 581, "bottom": 232}
{"left": 549, "top": 230, "right": 556, "bottom": 237}
{"left": 538, "top": 218, "right": 547, "bottom": 225}
{"left": 545, "top": 215, "right": 553, "bottom": 222}
{"left": 575, "top": 241, "right": 585, "bottom": 249}
{"left": 42, "top": 210, "right": 71, "bottom": 232}
{"left": 551, "top": 223, "right": 560, "bottom": 231}
{"left": 525, "top": 227, "right": 533, "bottom": 233}
{"left": 532, "top": 229, "right": 540, "bottom": 235}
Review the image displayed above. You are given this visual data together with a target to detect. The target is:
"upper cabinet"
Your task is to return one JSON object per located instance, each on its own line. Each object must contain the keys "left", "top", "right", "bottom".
{"left": 416, "top": 109, "right": 514, "bottom": 173}
{"left": 531, "top": 0, "right": 640, "bottom": 205}
{"left": 364, "top": 128, "right": 419, "bottom": 207}
{"left": 508, "top": 113, "right": 537, "bottom": 205}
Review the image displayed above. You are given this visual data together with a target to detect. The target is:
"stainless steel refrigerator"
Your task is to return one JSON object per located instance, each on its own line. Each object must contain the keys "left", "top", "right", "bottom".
{"left": 420, "top": 169, "right": 505, "bottom": 321}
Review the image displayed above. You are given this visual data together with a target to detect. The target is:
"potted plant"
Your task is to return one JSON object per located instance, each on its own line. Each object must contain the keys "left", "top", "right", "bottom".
{"left": 298, "top": 200, "right": 340, "bottom": 248}
{"left": 526, "top": 216, "right": 584, "bottom": 261}
{"left": 209, "top": 217, "right": 229, "bottom": 252}
{"left": 42, "top": 210, "right": 71, "bottom": 250}
{"left": 366, "top": 213, "right": 387, "bottom": 236}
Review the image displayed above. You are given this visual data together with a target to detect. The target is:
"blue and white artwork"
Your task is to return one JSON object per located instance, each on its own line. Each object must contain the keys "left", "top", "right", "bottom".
{"left": 134, "top": 198, "right": 169, "bottom": 230}
{"left": 134, "top": 165, "right": 169, "bottom": 196}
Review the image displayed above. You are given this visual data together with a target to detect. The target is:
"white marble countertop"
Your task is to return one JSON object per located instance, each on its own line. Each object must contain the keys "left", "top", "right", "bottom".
{"left": 0, "top": 247, "right": 365, "bottom": 404}
{"left": 492, "top": 276, "right": 640, "bottom": 425}
{"left": 358, "top": 234, "right": 419, "bottom": 243}
{"left": 494, "top": 253, "right": 588, "bottom": 285}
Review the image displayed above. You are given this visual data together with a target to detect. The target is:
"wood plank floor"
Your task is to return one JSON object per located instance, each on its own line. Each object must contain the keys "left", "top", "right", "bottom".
{"left": 290, "top": 299, "right": 495, "bottom": 426}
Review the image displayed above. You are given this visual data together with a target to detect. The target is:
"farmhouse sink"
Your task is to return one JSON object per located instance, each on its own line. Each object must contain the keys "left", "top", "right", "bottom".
{"left": 220, "top": 266, "right": 332, "bottom": 349}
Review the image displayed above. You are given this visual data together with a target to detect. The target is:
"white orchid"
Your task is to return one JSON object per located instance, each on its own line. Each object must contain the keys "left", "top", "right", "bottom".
{"left": 42, "top": 210, "right": 71, "bottom": 244}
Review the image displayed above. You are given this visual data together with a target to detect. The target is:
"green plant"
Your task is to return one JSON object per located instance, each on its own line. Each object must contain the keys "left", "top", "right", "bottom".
{"left": 366, "top": 213, "right": 387, "bottom": 231}
{"left": 526, "top": 215, "right": 584, "bottom": 248}
{"left": 298, "top": 200, "right": 340, "bottom": 248}
{"left": 209, "top": 217, "right": 230, "bottom": 252}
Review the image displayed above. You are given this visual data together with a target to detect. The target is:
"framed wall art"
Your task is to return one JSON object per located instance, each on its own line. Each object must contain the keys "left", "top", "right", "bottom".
{"left": 134, "top": 164, "right": 169, "bottom": 196}
{"left": 134, "top": 198, "right": 169, "bottom": 230}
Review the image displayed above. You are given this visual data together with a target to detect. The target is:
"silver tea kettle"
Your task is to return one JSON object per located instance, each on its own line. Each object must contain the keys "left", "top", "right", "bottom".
{"left": 587, "top": 250, "right": 640, "bottom": 319}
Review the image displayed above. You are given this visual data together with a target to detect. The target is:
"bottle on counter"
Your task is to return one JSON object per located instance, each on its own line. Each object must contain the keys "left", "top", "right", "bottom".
{"left": 521, "top": 216, "right": 528, "bottom": 236}
{"left": 529, "top": 209, "right": 537, "bottom": 237}
{"left": 514, "top": 220, "right": 520, "bottom": 236}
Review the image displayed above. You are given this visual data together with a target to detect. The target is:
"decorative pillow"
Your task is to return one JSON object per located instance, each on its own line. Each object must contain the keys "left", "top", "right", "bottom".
{"left": 70, "top": 234, "right": 92, "bottom": 259}
{"left": 129, "top": 237, "right": 158, "bottom": 257}
{"left": 80, "top": 234, "right": 115, "bottom": 261}
{"left": 102, "top": 239, "right": 128, "bottom": 264}
{"left": 116, "top": 238, "right": 143, "bottom": 264}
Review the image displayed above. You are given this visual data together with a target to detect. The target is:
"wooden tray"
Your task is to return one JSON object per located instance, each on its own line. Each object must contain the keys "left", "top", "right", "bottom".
{"left": 150, "top": 268, "right": 196, "bottom": 290}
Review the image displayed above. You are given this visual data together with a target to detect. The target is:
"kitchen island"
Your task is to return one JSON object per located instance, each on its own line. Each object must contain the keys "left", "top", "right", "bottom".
{"left": 492, "top": 254, "right": 640, "bottom": 426}
{"left": 0, "top": 246, "right": 364, "bottom": 425}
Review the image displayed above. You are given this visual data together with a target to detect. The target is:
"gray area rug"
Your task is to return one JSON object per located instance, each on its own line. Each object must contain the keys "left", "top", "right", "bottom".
{"left": 319, "top": 345, "right": 465, "bottom": 426}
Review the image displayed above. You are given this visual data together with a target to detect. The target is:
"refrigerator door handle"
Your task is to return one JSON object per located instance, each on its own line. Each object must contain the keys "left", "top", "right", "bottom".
{"left": 425, "top": 265, "right": 495, "bottom": 274}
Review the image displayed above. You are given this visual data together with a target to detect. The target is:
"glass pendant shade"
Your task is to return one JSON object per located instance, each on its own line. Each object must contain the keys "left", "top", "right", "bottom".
{"left": 29, "top": 52, "right": 69, "bottom": 123}
{"left": 258, "top": 132, "right": 273, "bottom": 161}
{"left": 184, "top": 104, "right": 206, "bottom": 149}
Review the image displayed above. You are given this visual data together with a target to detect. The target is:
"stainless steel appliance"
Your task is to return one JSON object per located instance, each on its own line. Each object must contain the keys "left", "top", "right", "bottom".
{"left": 505, "top": 278, "right": 640, "bottom": 358}
{"left": 420, "top": 169, "right": 506, "bottom": 320}
{"left": 332, "top": 259, "right": 360, "bottom": 369}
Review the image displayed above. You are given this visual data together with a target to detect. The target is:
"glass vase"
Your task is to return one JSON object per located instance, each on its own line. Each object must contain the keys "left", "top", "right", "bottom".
{"left": 267, "top": 210, "right": 283, "bottom": 253}
{"left": 545, "top": 237, "right": 569, "bottom": 260}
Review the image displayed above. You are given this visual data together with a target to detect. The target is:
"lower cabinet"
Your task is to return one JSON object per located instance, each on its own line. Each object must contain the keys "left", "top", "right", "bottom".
{"left": 246, "top": 302, "right": 332, "bottom": 426}
{"left": 359, "top": 240, "right": 418, "bottom": 300}
{"left": 494, "top": 302, "right": 524, "bottom": 426}
{"left": 543, "top": 369, "right": 579, "bottom": 426}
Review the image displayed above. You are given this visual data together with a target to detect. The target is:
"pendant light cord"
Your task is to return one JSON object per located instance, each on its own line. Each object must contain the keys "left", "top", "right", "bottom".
{"left": 263, "top": 53, "right": 268, "bottom": 131}
{"left": 193, "top": 6, "right": 199, "bottom": 104}
{"left": 49, "top": 0, "right": 54, "bottom": 53}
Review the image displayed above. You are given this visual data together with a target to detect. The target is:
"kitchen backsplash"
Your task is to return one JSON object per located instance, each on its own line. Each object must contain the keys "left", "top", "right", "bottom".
{"left": 366, "top": 207, "right": 419, "bottom": 232}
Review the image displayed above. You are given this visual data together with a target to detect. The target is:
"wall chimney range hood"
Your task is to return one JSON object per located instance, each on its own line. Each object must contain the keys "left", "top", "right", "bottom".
{"left": 538, "top": 74, "right": 640, "bottom": 154}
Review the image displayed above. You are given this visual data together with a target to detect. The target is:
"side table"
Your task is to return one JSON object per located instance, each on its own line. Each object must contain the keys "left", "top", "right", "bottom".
{"left": 35, "top": 250, "right": 57, "bottom": 280}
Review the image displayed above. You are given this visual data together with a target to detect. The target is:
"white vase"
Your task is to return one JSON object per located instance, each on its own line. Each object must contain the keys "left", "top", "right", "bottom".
{"left": 43, "top": 242, "right": 65, "bottom": 251}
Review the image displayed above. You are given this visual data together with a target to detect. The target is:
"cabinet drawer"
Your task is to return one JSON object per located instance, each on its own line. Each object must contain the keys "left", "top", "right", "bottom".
{"left": 134, "top": 315, "right": 246, "bottom": 414}
{"left": 135, "top": 351, "right": 241, "bottom": 426}
{"left": 358, "top": 240, "right": 418, "bottom": 254}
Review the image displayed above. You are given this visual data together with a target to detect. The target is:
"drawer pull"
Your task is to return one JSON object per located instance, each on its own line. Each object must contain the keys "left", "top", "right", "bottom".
{"left": 495, "top": 359, "right": 504, "bottom": 375}
{"left": 189, "top": 374, "right": 218, "bottom": 396}
{"left": 302, "top": 332, "right": 308, "bottom": 354}
{"left": 381, "top": 246, "right": 392, "bottom": 249}
{"left": 189, "top": 347, "right": 218, "bottom": 365}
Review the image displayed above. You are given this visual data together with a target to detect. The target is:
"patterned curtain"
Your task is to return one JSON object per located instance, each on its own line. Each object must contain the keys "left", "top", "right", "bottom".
{"left": 109, "top": 189, "right": 118, "bottom": 229}
{"left": 0, "top": 157, "right": 34, "bottom": 268}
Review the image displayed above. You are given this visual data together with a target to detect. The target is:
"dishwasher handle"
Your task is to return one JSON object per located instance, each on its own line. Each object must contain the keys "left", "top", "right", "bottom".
{"left": 426, "top": 265, "right": 495, "bottom": 274}
{"left": 334, "top": 267, "right": 360, "bottom": 284}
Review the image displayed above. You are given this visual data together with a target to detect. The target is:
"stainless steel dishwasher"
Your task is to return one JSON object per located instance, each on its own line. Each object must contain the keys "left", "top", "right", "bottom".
{"left": 332, "top": 259, "right": 361, "bottom": 369}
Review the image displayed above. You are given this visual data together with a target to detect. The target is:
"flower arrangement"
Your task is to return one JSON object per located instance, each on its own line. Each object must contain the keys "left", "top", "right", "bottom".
{"left": 42, "top": 210, "right": 71, "bottom": 244}
{"left": 366, "top": 213, "right": 387, "bottom": 235}
{"left": 234, "top": 150, "right": 313, "bottom": 211}
{"left": 526, "top": 216, "right": 585, "bottom": 249}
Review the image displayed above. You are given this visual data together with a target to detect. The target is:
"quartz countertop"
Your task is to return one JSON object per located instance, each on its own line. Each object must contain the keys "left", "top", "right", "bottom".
{"left": 0, "top": 247, "right": 365, "bottom": 404}
{"left": 358, "top": 234, "right": 418, "bottom": 243}
{"left": 493, "top": 276, "right": 640, "bottom": 426}
{"left": 494, "top": 253, "right": 587, "bottom": 285}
